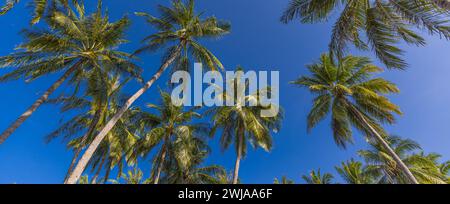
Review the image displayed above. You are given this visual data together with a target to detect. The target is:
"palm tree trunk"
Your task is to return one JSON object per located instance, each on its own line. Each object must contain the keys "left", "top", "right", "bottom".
{"left": 0, "top": 61, "right": 82, "bottom": 145}
{"left": 103, "top": 160, "right": 112, "bottom": 184}
{"left": 232, "top": 128, "right": 244, "bottom": 184}
{"left": 64, "top": 106, "right": 103, "bottom": 183}
{"left": 65, "top": 45, "right": 182, "bottom": 184}
{"left": 91, "top": 155, "right": 107, "bottom": 184}
{"left": 354, "top": 108, "right": 419, "bottom": 184}
{"left": 154, "top": 147, "right": 167, "bottom": 184}
{"left": 64, "top": 148, "right": 82, "bottom": 182}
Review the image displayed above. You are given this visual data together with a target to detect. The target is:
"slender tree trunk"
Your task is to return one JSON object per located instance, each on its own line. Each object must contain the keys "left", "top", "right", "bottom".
{"left": 103, "top": 161, "right": 112, "bottom": 184}
{"left": 0, "top": 61, "right": 82, "bottom": 145}
{"left": 64, "top": 106, "right": 103, "bottom": 183}
{"left": 154, "top": 146, "right": 167, "bottom": 184}
{"left": 65, "top": 45, "right": 182, "bottom": 184}
{"left": 354, "top": 109, "right": 419, "bottom": 184}
{"left": 91, "top": 155, "right": 107, "bottom": 184}
{"left": 232, "top": 128, "right": 244, "bottom": 184}
{"left": 64, "top": 148, "right": 82, "bottom": 182}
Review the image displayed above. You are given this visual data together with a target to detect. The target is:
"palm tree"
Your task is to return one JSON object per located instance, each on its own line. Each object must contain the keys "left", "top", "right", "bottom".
{"left": 281, "top": 0, "right": 450, "bottom": 69}
{"left": 162, "top": 139, "right": 227, "bottom": 184}
{"left": 47, "top": 77, "right": 142, "bottom": 183}
{"left": 292, "top": 54, "right": 419, "bottom": 184}
{"left": 132, "top": 91, "right": 210, "bottom": 184}
{"left": 0, "top": 0, "right": 77, "bottom": 24}
{"left": 302, "top": 169, "right": 334, "bottom": 184}
{"left": 335, "top": 159, "right": 374, "bottom": 184}
{"left": 215, "top": 170, "right": 237, "bottom": 184}
{"left": 210, "top": 67, "right": 283, "bottom": 184}
{"left": 65, "top": 0, "right": 230, "bottom": 184}
{"left": 109, "top": 167, "right": 152, "bottom": 184}
{"left": 0, "top": 1, "right": 140, "bottom": 145}
{"left": 274, "top": 176, "right": 295, "bottom": 184}
{"left": 359, "top": 135, "right": 447, "bottom": 184}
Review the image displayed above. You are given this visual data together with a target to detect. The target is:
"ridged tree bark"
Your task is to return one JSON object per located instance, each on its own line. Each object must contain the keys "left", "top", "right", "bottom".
{"left": 352, "top": 107, "right": 419, "bottom": 184}
{"left": 0, "top": 61, "right": 83, "bottom": 144}
{"left": 65, "top": 45, "right": 182, "bottom": 184}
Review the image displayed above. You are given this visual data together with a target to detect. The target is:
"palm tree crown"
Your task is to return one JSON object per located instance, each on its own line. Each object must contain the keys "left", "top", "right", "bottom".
{"left": 134, "top": 91, "right": 210, "bottom": 184}
{"left": 135, "top": 0, "right": 231, "bottom": 71}
{"left": 1, "top": 0, "right": 75, "bottom": 24}
{"left": 281, "top": 0, "right": 450, "bottom": 69}
{"left": 1, "top": 2, "right": 140, "bottom": 83}
{"left": 292, "top": 54, "right": 401, "bottom": 147}
{"left": 359, "top": 135, "right": 448, "bottom": 184}
{"left": 335, "top": 159, "right": 374, "bottom": 184}
{"left": 302, "top": 169, "right": 334, "bottom": 184}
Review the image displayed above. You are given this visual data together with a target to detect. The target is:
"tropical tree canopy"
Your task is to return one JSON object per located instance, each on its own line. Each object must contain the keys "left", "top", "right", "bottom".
{"left": 335, "top": 159, "right": 374, "bottom": 184}
{"left": 281, "top": 0, "right": 450, "bottom": 69}
{"left": 302, "top": 169, "right": 334, "bottom": 184}
{"left": 292, "top": 54, "right": 401, "bottom": 148}
{"left": 134, "top": 0, "right": 231, "bottom": 72}
{"left": 133, "top": 91, "right": 211, "bottom": 184}
{"left": 359, "top": 135, "right": 448, "bottom": 184}
{"left": 63, "top": 0, "right": 231, "bottom": 184}
{"left": 48, "top": 78, "right": 144, "bottom": 183}
{"left": 0, "top": 1, "right": 140, "bottom": 84}
{"left": 0, "top": 0, "right": 79, "bottom": 24}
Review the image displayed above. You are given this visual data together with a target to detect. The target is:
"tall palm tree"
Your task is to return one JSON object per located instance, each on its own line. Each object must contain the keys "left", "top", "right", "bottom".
{"left": 302, "top": 169, "right": 334, "bottom": 184}
{"left": 281, "top": 0, "right": 450, "bottom": 69}
{"left": 335, "top": 159, "right": 374, "bottom": 184}
{"left": 274, "top": 176, "right": 295, "bottom": 184}
{"left": 47, "top": 77, "right": 142, "bottom": 183}
{"left": 133, "top": 91, "right": 210, "bottom": 184}
{"left": 0, "top": 0, "right": 77, "bottom": 24}
{"left": 65, "top": 0, "right": 230, "bottom": 184}
{"left": 292, "top": 54, "right": 419, "bottom": 184}
{"left": 210, "top": 67, "right": 283, "bottom": 184}
{"left": 359, "top": 135, "right": 447, "bottom": 184}
{"left": 0, "top": 1, "right": 140, "bottom": 145}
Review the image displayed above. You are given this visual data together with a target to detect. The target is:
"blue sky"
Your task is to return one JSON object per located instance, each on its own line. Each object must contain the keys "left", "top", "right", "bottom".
{"left": 0, "top": 0, "right": 450, "bottom": 184}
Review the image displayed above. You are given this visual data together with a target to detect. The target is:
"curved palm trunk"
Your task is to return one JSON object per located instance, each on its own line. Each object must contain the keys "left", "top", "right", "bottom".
{"left": 64, "top": 148, "right": 82, "bottom": 182}
{"left": 232, "top": 128, "right": 244, "bottom": 184}
{"left": 65, "top": 45, "right": 182, "bottom": 184}
{"left": 353, "top": 108, "right": 419, "bottom": 184}
{"left": 0, "top": 61, "right": 82, "bottom": 145}
{"left": 154, "top": 146, "right": 167, "bottom": 184}
{"left": 64, "top": 106, "right": 103, "bottom": 183}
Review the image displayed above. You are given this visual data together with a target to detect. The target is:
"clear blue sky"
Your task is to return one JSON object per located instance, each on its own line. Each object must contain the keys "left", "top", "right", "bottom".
{"left": 0, "top": 0, "right": 449, "bottom": 184}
